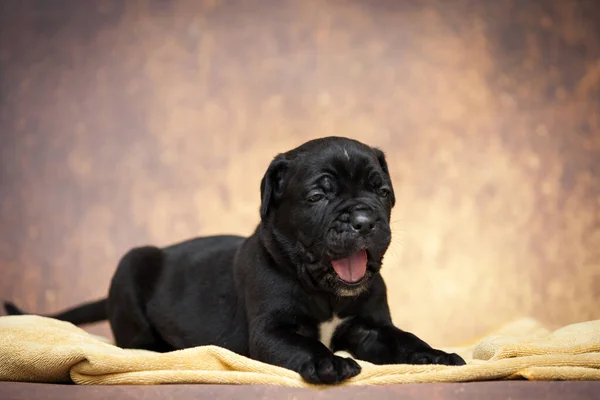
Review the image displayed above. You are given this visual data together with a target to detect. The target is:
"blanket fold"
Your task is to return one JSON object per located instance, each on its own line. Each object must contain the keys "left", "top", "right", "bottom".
{"left": 0, "top": 315, "right": 599, "bottom": 386}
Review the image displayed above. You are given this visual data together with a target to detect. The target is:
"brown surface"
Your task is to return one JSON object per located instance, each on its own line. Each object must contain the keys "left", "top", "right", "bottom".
{"left": 2, "top": 381, "right": 600, "bottom": 400}
{"left": 0, "top": 0, "right": 599, "bottom": 346}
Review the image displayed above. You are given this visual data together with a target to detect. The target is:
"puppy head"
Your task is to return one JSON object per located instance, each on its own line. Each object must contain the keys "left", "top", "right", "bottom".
{"left": 260, "top": 137, "right": 395, "bottom": 297}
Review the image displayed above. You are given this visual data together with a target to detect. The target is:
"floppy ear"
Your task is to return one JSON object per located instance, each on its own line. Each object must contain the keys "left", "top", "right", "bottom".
{"left": 260, "top": 154, "right": 290, "bottom": 220}
{"left": 372, "top": 147, "right": 396, "bottom": 207}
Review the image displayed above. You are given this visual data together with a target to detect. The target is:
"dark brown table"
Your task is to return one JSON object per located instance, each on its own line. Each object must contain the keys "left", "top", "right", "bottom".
{"left": 2, "top": 381, "right": 599, "bottom": 400}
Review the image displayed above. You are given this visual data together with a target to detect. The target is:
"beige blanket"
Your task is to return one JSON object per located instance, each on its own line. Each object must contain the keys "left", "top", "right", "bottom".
{"left": 0, "top": 315, "right": 599, "bottom": 386}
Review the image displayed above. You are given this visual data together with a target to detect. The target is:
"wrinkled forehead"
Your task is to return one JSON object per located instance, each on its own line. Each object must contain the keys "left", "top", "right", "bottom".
{"left": 292, "top": 146, "right": 380, "bottom": 185}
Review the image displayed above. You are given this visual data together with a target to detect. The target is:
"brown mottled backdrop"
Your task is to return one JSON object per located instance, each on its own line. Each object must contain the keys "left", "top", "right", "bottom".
{"left": 0, "top": 0, "right": 599, "bottom": 346}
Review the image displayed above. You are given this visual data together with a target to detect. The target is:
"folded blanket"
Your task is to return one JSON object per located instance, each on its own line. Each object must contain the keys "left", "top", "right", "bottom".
{"left": 0, "top": 315, "right": 599, "bottom": 386}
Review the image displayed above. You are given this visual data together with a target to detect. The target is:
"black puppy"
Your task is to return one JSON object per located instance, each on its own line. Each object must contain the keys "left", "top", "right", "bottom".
{"left": 4, "top": 137, "right": 465, "bottom": 384}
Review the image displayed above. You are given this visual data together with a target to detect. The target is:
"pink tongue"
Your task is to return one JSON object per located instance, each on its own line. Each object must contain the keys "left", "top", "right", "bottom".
{"left": 331, "top": 249, "right": 368, "bottom": 283}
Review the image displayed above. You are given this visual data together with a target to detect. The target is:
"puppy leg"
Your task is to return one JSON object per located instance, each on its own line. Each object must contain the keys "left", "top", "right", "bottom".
{"left": 332, "top": 318, "right": 466, "bottom": 366}
{"left": 108, "top": 246, "right": 172, "bottom": 352}
{"left": 250, "top": 320, "right": 361, "bottom": 384}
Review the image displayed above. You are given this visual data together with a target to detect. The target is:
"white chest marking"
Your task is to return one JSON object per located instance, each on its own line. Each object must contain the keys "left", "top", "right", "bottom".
{"left": 318, "top": 315, "right": 347, "bottom": 350}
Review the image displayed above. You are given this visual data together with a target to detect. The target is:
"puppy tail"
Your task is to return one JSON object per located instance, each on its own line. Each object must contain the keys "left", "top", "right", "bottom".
{"left": 3, "top": 298, "right": 108, "bottom": 326}
{"left": 3, "top": 301, "right": 25, "bottom": 315}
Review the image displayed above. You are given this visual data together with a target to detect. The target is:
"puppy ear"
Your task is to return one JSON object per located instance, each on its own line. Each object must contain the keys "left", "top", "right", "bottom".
{"left": 372, "top": 147, "right": 396, "bottom": 207}
{"left": 260, "top": 154, "right": 290, "bottom": 220}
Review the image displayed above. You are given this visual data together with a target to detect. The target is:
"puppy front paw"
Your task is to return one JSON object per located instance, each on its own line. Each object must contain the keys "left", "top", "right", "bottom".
{"left": 408, "top": 349, "right": 466, "bottom": 366}
{"left": 299, "top": 354, "right": 361, "bottom": 384}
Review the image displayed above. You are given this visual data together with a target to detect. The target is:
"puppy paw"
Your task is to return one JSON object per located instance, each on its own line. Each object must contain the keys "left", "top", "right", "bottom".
{"left": 408, "top": 349, "right": 466, "bottom": 366}
{"left": 299, "top": 354, "right": 361, "bottom": 384}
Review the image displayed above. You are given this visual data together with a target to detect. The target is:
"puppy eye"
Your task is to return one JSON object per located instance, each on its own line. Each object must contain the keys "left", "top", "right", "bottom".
{"left": 308, "top": 193, "right": 326, "bottom": 203}
{"left": 378, "top": 188, "right": 390, "bottom": 198}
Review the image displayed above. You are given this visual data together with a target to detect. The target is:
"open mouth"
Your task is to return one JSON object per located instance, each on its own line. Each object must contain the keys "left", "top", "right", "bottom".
{"left": 330, "top": 248, "right": 368, "bottom": 285}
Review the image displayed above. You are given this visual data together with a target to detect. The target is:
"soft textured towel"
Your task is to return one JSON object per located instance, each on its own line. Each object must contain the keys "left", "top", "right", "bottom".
{"left": 0, "top": 315, "right": 599, "bottom": 387}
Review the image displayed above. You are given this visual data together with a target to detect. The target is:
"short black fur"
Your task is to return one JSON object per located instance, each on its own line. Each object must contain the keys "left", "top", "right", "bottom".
{"left": 4, "top": 137, "right": 465, "bottom": 384}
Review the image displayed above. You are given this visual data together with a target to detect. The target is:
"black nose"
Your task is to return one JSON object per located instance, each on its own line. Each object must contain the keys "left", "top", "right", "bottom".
{"left": 350, "top": 210, "right": 376, "bottom": 234}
